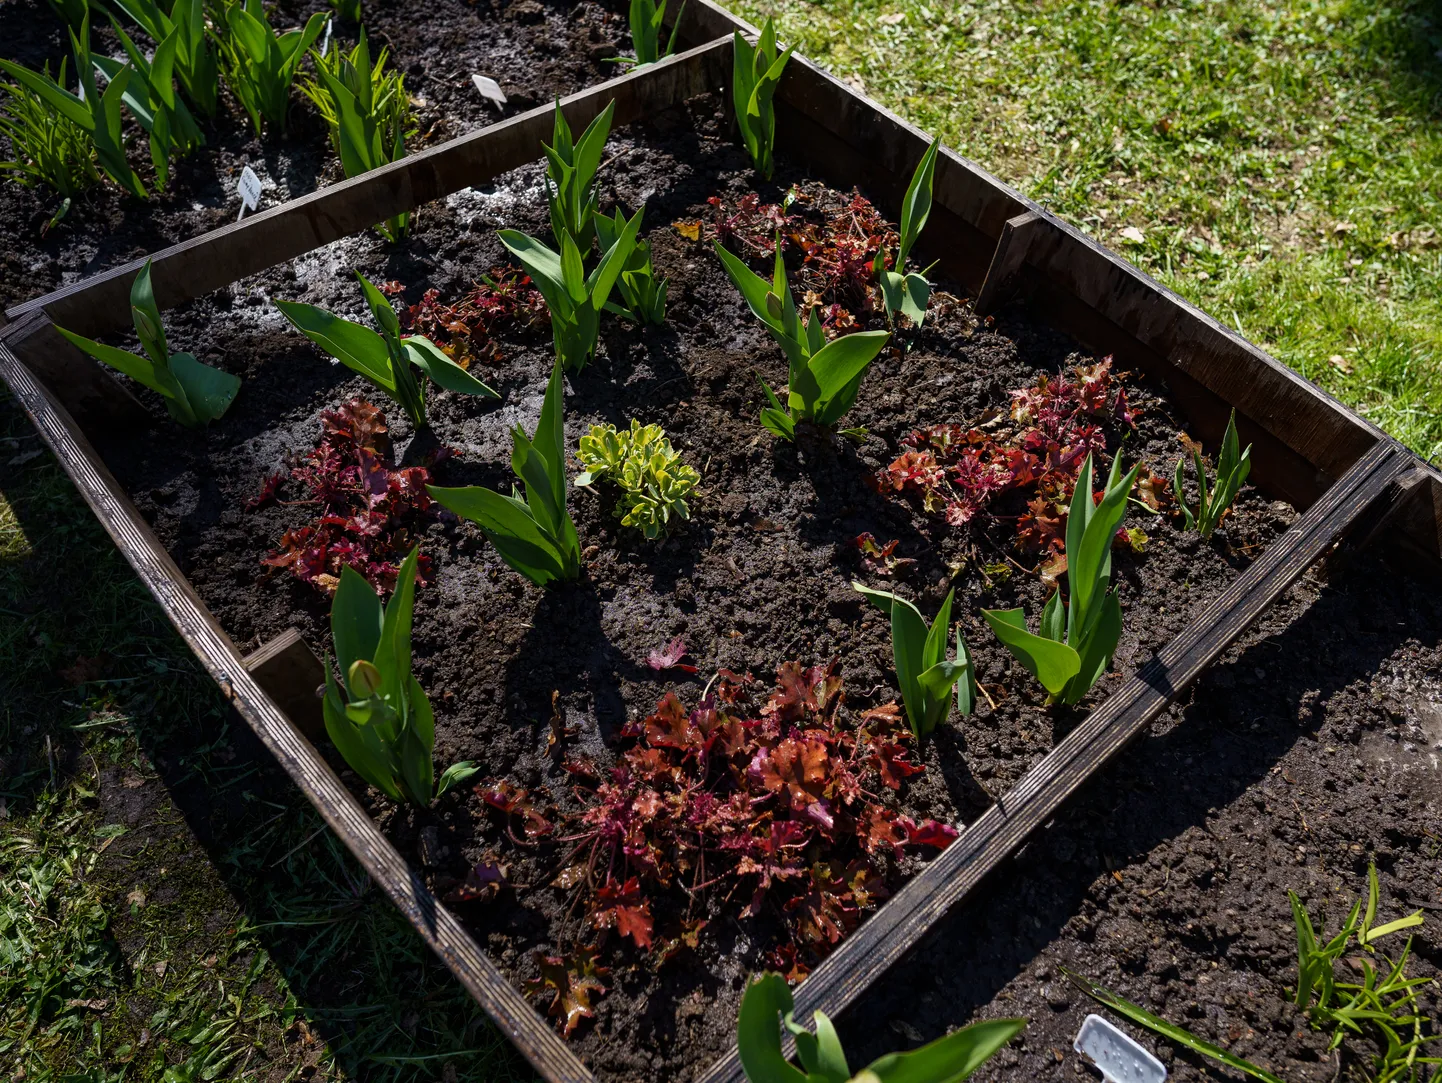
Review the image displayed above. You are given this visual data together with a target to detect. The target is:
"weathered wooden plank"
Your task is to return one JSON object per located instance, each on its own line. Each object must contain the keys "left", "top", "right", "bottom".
{"left": 0, "top": 345, "right": 595, "bottom": 1083}
{"left": 243, "top": 629, "right": 327, "bottom": 744}
{"left": 767, "top": 53, "right": 1405, "bottom": 522}
{"left": 973, "top": 210, "right": 1046, "bottom": 316}
{"left": 698, "top": 437, "right": 1411, "bottom": 1083}
{"left": 1, "top": 309, "right": 149, "bottom": 432}
{"left": 4, "top": 39, "right": 732, "bottom": 337}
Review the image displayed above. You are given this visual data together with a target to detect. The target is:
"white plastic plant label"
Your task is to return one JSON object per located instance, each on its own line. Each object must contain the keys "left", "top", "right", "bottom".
{"left": 1074, "top": 1014, "right": 1167, "bottom": 1083}
{"left": 236, "top": 166, "right": 263, "bottom": 221}
{"left": 471, "top": 74, "right": 507, "bottom": 109}
{"left": 319, "top": 17, "right": 333, "bottom": 57}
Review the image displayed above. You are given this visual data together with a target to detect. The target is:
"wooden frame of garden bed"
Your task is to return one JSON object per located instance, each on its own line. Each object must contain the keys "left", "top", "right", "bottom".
{"left": 2, "top": 7, "right": 1439, "bottom": 1079}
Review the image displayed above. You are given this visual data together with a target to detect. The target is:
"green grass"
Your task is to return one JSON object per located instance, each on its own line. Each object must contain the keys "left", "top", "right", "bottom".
{"left": 734, "top": 0, "right": 1442, "bottom": 461}
{"left": 0, "top": 390, "right": 532, "bottom": 1082}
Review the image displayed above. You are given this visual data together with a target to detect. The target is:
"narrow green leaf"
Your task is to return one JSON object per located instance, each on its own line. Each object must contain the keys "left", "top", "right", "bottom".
{"left": 331, "top": 564, "right": 383, "bottom": 680}
{"left": 274, "top": 298, "right": 396, "bottom": 390}
{"left": 981, "top": 608, "right": 1081, "bottom": 697}
{"left": 736, "top": 974, "right": 809, "bottom": 1083}
{"left": 1065, "top": 970, "right": 1287, "bottom": 1083}
{"left": 863, "top": 1018, "right": 1025, "bottom": 1083}
{"left": 403, "top": 336, "right": 498, "bottom": 398}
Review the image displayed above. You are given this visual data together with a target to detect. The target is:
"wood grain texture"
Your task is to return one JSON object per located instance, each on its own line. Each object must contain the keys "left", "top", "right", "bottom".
{"left": 697, "top": 437, "right": 1411, "bottom": 1083}
{"left": 0, "top": 345, "right": 596, "bottom": 1083}
{"left": 766, "top": 53, "right": 1424, "bottom": 532}
{"left": 4, "top": 39, "right": 732, "bottom": 337}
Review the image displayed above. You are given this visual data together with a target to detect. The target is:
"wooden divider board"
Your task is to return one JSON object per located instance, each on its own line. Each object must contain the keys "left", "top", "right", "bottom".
{"left": 2, "top": 38, "right": 731, "bottom": 338}
{"left": 696, "top": 438, "right": 1412, "bottom": 1083}
{"left": 0, "top": 341, "right": 601, "bottom": 1083}
{"left": 1, "top": 11, "right": 1438, "bottom": 1082}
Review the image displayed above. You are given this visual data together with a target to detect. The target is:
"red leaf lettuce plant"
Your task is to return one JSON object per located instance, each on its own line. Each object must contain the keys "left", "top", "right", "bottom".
{"left": 875, "top": 356, "right": 1139, "bottom": 543}
{"left": 486, "top": 663, "right": 957, "bottom": 984}
{"left": 257, "top": 399, "right": 438, "bottom": 595}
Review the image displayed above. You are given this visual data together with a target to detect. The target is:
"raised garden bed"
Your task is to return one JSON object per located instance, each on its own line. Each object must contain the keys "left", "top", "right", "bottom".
{"left": 0, "top": 0, "right": 630, "bottom": 311}
{"left": 3, "top": 7, "right": 1439, "bottom": 1082}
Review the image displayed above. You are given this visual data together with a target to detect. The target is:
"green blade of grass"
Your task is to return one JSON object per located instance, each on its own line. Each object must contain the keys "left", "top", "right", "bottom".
{"left": 1063, "top": 969, "right": 1289, "bottom": 1083}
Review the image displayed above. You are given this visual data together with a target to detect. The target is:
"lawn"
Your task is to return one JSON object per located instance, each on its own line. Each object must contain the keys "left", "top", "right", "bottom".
{"left": 734, "top": 0, "right": 1442, "bottom": 460}
{"left": 2, "top": 0, "right": 1439, "bottom": 1077}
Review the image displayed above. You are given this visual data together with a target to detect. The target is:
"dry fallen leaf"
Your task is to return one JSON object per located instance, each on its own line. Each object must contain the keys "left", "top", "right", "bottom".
{"left": 1119, "top": 226, "right": 1146, "bottom": 245}
{"left": 878, "top": 11, "right": 906, "bottom": 23}
{"left": 1328, "top": 354, "right": 1353, "bottom": 374}
{"left": 672, "top": 219, "right": 701, "bottom": 241}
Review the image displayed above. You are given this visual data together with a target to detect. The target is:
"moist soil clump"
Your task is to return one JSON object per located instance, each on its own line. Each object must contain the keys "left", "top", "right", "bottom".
{"left": 79, "top": 94, "right": 1368, "bottom": 1081}
{"left": 0, "top": 0, "right": 628, "bottom": 311}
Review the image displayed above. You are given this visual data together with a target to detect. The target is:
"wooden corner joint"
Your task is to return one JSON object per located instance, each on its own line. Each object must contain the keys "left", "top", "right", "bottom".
{"left": 973, "top": 209, "right": 1048, "bottom": 317}
{"left": 243, "top": 628, "right": 328, "bottom": 745}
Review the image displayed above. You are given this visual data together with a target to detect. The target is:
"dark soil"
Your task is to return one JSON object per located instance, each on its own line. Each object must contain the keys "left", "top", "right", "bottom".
{"left": 42, "top": 61, "right": 1437, "bottom": 1083}
{"left": 0, "top": 0, "right": 630, "bottom": 311}
{"left": 846, "top": 549, "right": 1442, "bottom": 1083}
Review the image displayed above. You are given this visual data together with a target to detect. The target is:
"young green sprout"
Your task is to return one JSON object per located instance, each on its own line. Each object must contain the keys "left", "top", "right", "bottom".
{"left": 625, "top": 0, "right": 684, "bottom": 67}
{"left": 428, "top": 360, "right": 582, "bottom": 587}
{"left": 499, "top": 209, "right": 644, "bottom": 372}
{"left": 732, "top": 18, "right": 793, "bottom": 179}
{"left": 982, "top": 452, "right": 1140, "bottom": 705}
{"left": 110, "top": 0, "right": 220, "bottom": 118}
{"left": 738, "top": 972, "right": 1025, "bottom": 1083}
{"left": 575, "top": 420, "right": 698, "bottom": 539}
{"left": 596, "top": 207, "right": 668, "bottom": 325}
{"left": 324, "top": 546, "right": 478, "bottom": 805}
{"left": 217, "top": 0, "right": 327, "bottom": 135}
{"left": 95, "top": 12, "right": 206, "bottom": 190}
{"left": 0, "top": 59, "right": 100, "bottom": 204}
{"left": 853, "top": 584, "right": 976, "bottom": 740}
{"left": 543, "top": 100, "right": 614, "bottom": 251}
{"left": 301, "top": 30, "right": 416, "bottom": 241}
{"left": 55, "top": 259, "right": 240, "bottom": 427}
{"left": 275, "top": 274, "right": 496, "bottom": 430}
{"left": 1173, "top": 409, "right": 1252, "bottom": 539}
{"left": 715, "top": 240, "right": 889, "bottom": 439}
{"left": 0, "top": 16, "right": 147, "bottom": 199}
{"left": 873, "top": 137, "right": 940, "bottom": 327}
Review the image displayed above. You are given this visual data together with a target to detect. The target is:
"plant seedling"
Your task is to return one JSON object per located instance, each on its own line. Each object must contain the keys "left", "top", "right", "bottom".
{"left": 499, "top": 209, "right": 643, "bottom": 372}
{"left": 575, "top": 419, "right": 698, "bottom": 539}
{"left": 542, "top": 100, "right": 614, "bottom": 251}
{"left": 873, "top": 137, "right": 940, "bottom": 327}
{"left": 275, "top": 273, "right": 497, "bottom": 429}
{"left": 596, "top": 207, "right": 668, "bottom": 325}
{"left": 853, "top": 584, "right": 975, "bottom": 739}
{"left": 55, "top": 259, "right": 239, "bottom": 427}
{"left": 624, "top": 0, "right": 684, "bottom": 66}
{"left": 982, "top": 452, "right": 1140, "bottom": 705}
{"left": 732, "top": 18, "right": 794, "bottom": 180}
{"left": 0, "top": 16, "right": 147, "bottom": 199}
{"left": 1068, "top": 865, "right": 1437, "bottom": 1083}
{"left": 110, "top": 0, "right": 220, "bottom": 118}
{"left": 738, "top": 972, "right": 1025, "bottom": 1083}
{"left": 324, "top": 546, "right": 478, "bottom": 805}
{"left": 217, "top": 0, "right": 327, "bottom": 135}
{"left": 428, "top": 360, "right": 582, "bottom": 586}
{"left": 94, "top": 14, "right": 206, "bottom": 190}
{"left": 0, "top": 59, "right": 100, "bottom": 204}
{"left": 301, "top": 30, "right": 416, "bottom": 240}
{"left": 1173, "top": 409, "right": 1252, "bottom": 539}
{"left": 714, "top": 241, "right": 889, "bottom": 439}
